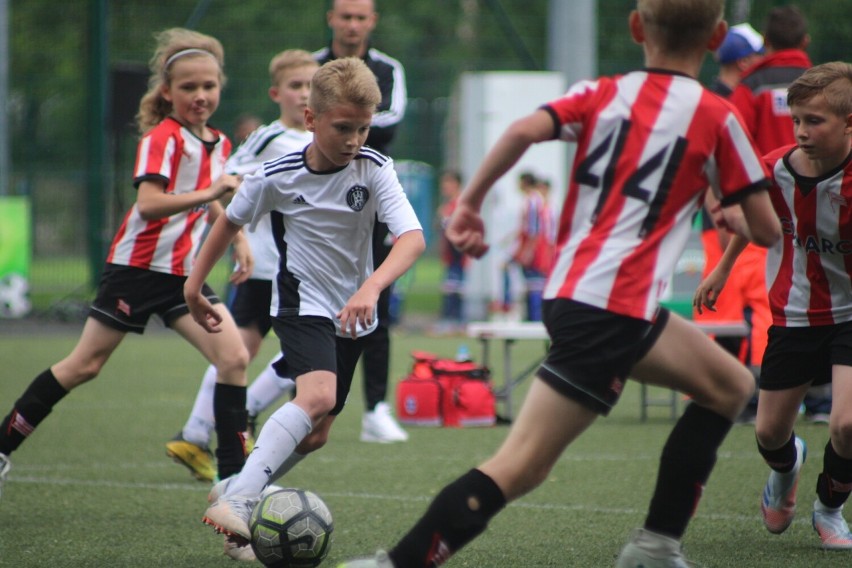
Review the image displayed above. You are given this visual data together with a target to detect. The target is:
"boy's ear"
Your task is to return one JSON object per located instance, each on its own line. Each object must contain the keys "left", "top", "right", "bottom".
{"left": 268, "top": 86, "right": 280, "bottom": 103}
{"left": 304, "top": 107, "right": 316, "bottom": 132}
{"left": 707, "top": 20, "right": 728, "bottom": 52}
{"left": 628, "top": 10, "right": 644, "bottom": 45}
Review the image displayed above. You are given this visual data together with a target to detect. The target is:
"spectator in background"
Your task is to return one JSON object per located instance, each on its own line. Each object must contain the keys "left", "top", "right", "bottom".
{"left": 433, "top": 169, "right": 467, "bottom": 335}
{"left": 729, "top": 5, "right": 831, "bottom": 423}
{"left": 313, "top": 0, "right": 410, "bottom": 443}
{"left": 710, "top": 22, "right": 764, "bottom": 96}
{"left": 510, "top": 171, "right": 554, "bottom": 322}
{"left": 695, "top": 22, "right": 769, "bottom": 424}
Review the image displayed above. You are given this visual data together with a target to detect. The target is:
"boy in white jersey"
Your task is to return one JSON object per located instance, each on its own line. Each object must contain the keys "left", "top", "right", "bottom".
{"left": 184, "top": 57, "right": 425, "bottom": 559}
{"left": 340, "top": 1, "right": 781, "bottom": 567}
{"left": 696, "top": 62, "right": 852, "bottom": 550}
{"left": 166, "top": 49, "right": 318, "bottom": 483}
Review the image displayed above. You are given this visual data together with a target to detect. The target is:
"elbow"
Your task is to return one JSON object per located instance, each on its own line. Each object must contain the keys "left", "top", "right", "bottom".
{"left": 136, "top": 204, "right": 159, "bottom": 221}
{"left": 751, "top": 220, "right": 782, "bottom": 248}
{"left": 412, "top": 231, "right": 427, "bottom": 257}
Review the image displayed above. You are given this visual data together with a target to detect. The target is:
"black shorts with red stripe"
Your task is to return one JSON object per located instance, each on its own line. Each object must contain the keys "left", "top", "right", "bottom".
{"left": 537, "top": 298, "right": 668, "bottom": 415}
{"left": 760, "top": 321, "right": 852, "bottom": 390}
{"left": 89, "top": 263, "right": 220, "bottom": 333}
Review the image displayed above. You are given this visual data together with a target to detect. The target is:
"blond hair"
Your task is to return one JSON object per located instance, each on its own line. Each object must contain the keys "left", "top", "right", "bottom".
{"left": 136, "top": 28, "right": 226, "bottom": 134}
{"left": 788, "top": 62, "right": 852, "bottom": 117}
{"left": 308, "top": 57, "right": 381, "bottom": 117}
{"left": 636, "top": 0, "right": 724, "bottom": 53}
{"left": 269, "top": 49, "right": 319, "bottom": 87}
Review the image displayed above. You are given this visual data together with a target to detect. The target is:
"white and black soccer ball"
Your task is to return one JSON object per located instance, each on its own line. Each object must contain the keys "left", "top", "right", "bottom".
{"left": 249, "top": 487, "right": 334, "bottom": 567}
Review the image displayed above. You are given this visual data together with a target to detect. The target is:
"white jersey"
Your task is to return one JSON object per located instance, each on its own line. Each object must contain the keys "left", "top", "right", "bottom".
{"left": 226, "top": 146, "right": 422, "bottom": 337}
{"left": 226, "top": 122, "right": 313, "bottom": 280}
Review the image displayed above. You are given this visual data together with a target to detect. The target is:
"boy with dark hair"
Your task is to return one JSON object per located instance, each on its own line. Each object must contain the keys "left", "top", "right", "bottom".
{"left": 730, "top": 5, "right": 811, "bottom": 156}
{"left": 340, "top": 0, "right": 782, "bottom": 566}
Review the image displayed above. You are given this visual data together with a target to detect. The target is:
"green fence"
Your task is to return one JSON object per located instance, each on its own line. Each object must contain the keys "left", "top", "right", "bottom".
{"left": 6, "top": 1, "right": 852, "bottom": 314}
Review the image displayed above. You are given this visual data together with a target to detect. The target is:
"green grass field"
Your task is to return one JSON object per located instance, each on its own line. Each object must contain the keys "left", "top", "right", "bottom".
{"left": 0, "top": 323, "right": 845, "bottom": 567}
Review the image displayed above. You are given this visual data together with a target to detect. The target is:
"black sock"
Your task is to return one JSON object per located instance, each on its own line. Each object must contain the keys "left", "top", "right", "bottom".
{"left": 0, "top": 368, "right": 68, "bottom": 455}
{"left": 757, "top": 432, "right": 797, "bottom": 473}
{"left": 817, "top": 441, "right": 852, "bottom": 509}
{"left": 213, "top": 383, "right": 248, "bottom": 480}
{"left": 644, "top": 404, "right": 732, "bottom": 539}
{"left": 390, "top": 469, "right": 506, "bottom": 567}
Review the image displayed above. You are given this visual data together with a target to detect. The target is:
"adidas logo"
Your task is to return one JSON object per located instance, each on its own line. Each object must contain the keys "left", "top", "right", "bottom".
{"left": 292, "top": 195, "right": 308, "bottom": 205}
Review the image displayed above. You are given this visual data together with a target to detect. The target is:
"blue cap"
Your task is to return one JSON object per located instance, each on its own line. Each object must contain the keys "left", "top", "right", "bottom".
{"left": 716, "top": 23, "right": 764, "bottom": 64}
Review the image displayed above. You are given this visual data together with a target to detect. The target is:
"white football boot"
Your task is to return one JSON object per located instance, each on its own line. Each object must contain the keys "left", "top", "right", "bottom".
{"left": 360, "top": 402, "right": 409, "bottom": 443}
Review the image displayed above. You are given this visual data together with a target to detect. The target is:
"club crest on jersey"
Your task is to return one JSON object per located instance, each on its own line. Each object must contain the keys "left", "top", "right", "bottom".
{"left": 346, "top": 185, "right": 370, "bottom": 211}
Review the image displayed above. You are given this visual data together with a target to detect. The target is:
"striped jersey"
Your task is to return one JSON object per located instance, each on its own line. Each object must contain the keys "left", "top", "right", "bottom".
{"left": 542, "top": 70, "right": 769, "bottom": 321}
{"left": 764, "top": 145, "right": 852, "bottom": 327}
{"left": 512, "top": 190, "right": 555, "bottom": 274}
{"left": 225, "top": 121, "right": 313, "bottom": 280}
{"left": 107, "top": 117, "right": 231, "bottom": 276}
{"left": 225, "top": 146, "right": 422, "bottom": 337}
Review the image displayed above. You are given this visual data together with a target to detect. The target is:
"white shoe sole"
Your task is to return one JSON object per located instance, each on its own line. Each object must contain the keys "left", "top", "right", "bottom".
{"left": 360, "top": 431, "right": 403, "bottom": 443}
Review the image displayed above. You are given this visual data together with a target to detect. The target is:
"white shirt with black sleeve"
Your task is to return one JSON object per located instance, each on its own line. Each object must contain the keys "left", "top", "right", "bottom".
{"left": 225, "top": 146, "right": 422, "bottom": 338}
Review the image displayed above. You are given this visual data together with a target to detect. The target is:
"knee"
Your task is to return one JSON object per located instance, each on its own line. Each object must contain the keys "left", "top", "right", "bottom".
{"left": 754, "top": 424, "right": 788, "bottom": 450}
{"left": 55, "top": 359, "right": 105, "bottom": 389}
{"left": 296, "top": 429, "right": 329, "bottom": 454}
{"left": 490, "top": 461, "right": 551, "bottom": 501}
{"left": 293, "top": 388, "right": 337, "bottom": 420}
{"left": 829, "top": 419, "right": 852, "bottom": 456}
{"left": 508, "top": 465, "right": 550, "bottom": 499}
{"left": 696, "top": 366, "right": 754, "bottom": 419}
{"left": 215, "top": 345, "right": 250, "bottom": 379}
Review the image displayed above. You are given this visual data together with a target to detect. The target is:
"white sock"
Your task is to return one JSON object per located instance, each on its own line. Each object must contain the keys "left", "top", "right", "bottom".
{"left": 181, "top": 364, "right": 217, "bottom": 447}
{"left": 226, "top": 402, "right": 312, "bottom": 498}
{"left": 247, "top": 353, "right": 295, "bottom": 417}
{"left": 270, "top": 452, "right": 307, "bottom": 484}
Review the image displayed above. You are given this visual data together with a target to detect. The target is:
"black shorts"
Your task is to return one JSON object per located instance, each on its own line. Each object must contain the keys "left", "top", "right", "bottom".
{"left": 228, "top": 279, "right": 273, "bottom": 337}
{"left": 760, "top": 321, "right": 852, "bottom": 390}
{"left": 270, "top": 315, "right": 366, "bottom": 416}
{"left": 89, "top": 264, "right": 220, "bottom": 334}
{"left": 537, "top": 299, "right": 663, "bottom": 415}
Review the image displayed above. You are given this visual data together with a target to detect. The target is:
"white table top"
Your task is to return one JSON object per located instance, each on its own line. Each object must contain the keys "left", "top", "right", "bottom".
{"left": 466, "top": 319, "right": 749, "bottom": 340}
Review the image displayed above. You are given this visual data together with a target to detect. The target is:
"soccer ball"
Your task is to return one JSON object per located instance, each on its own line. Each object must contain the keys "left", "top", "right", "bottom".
{"left": 249, "top": 487, "right": 334, "bottom": 567}
{"left": 0, "top": 273, "right": 31, "bottom": 319}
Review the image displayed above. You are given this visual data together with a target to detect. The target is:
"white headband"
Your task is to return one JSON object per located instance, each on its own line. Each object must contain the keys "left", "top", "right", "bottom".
{"left": 165, "top": 48, "right": 216, "bottom": 70}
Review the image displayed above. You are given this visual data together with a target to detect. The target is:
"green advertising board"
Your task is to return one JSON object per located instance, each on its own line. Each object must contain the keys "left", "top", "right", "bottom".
{"left": 0, "top": 196, "right": 32, "bottom": 318}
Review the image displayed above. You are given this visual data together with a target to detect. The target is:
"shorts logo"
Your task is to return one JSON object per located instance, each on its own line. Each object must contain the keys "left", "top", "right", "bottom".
{"left": 116, "top": 298, "right": 132, "bottom": 317}
{"left": 610, "top": 377, "right": 624, "bottom": 396}
{"left": 346, "top": 185, "right": 370, "bottom": 212}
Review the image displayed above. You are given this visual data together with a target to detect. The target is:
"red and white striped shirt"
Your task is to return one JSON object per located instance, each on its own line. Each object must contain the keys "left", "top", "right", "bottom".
{"left": 542, "top": 70, "right": 769, "bottom": 321}
{"left": 764, "top": 146, "right": 852, "bottom": 327}
{"left": 107, "top": 117, "right": 231, "bottom": 276}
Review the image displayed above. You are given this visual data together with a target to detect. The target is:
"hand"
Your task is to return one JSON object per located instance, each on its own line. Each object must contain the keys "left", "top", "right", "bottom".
{"left": 184, "top": 284, "right": 223, "bottom": 333}
{"left": 446, "top": 202, "right": 489, "bottom": 258}
{"left": 336, "top": 287, "right": 379, "bottom": 339}
{"left": 693, "top": 267, "right": 730, "bottom": 315}
{"left": 210, "top": 174, "right": 242, "bottom": 201}
{"left": 229, "top": 235, "right": 254, "bottom": 285}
